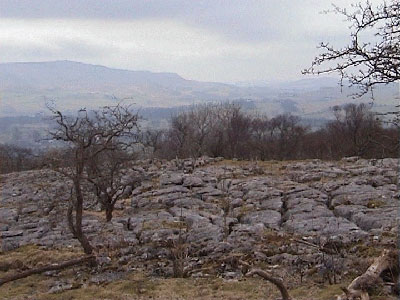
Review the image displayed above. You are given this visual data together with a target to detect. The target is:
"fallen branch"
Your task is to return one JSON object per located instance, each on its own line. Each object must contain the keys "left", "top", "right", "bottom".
{"left": 246, "top": 268, "right": 293, "bottom": 300}
{"left": 237, "top": 259, "right": 293, "bottom": 299}
{"left": 336, "top": 249, "right": 398, "bottom": 300}
{"left": 0, "top": 255, "right": 95, "bottom": 287}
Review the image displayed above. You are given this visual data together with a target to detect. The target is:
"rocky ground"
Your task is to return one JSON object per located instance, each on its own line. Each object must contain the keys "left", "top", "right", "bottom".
{"left": 0, "top": 157, "right": 398, "bottom": 299}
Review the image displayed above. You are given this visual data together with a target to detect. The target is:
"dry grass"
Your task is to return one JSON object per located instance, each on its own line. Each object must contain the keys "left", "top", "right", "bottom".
{"left": 2, "top": 272, "right": 374, "bottom": 300}
{"left": 0, "top": 245, "right": 344, "bottom": 300}
{"left": 0, "top": 246, "right": 396, "bottom": 300}
{"left": 0, "top": 245, "right": 84, "bottom": 300}
{"left": 0, "top": 245, "right": 83, "bottom": 268}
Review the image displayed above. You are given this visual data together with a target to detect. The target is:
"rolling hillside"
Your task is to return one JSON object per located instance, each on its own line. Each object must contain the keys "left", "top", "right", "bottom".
{"left": 0, "top": 61, "right": 398, "bottom": 118}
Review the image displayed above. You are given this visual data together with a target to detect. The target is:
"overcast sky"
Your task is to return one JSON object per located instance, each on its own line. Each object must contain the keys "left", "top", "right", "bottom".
{"left": 0, "top": 0, "right": 384, "bottom": 83}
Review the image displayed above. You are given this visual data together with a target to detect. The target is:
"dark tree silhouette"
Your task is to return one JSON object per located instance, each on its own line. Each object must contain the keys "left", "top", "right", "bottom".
{"left": 0, "top": 144, "right": 38, "bottom": 174}
{"left": 304, "top": 1, "right": 399, "bottom": 95}
{"left": 327, "top": 103, "right": 382, "bottom": 157}
{"left": 48, "top": 104, "right": 140, "bottom": 253}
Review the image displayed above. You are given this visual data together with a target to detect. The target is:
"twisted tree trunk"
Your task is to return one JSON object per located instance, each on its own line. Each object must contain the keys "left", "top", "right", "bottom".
{"left": 73, "top": 178, "right": 93, "bottom": 255}
{"left": 247, "top": 269, "right": 292, "bottom": 300}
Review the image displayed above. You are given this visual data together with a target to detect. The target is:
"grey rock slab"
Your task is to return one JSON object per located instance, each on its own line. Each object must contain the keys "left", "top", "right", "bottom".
{"left": 334, "top": 205, "right": 365, "bottom": 220}
{"left": 172, "top": 197, "right": 206, "bottom": 209}
{"left": 259, "top": 197, "right": 283, "bottom": 211}
{"left": 209, "top": 216, "right": 238, "bottom": 228}
{"left": 139, "top": 228, "right": 177, "bottom": 244}
{"left": 1, "top": 230, "right": 23, "bottom": 238}
{"left": 20, "top": 222, "right": 39, "bottom": 230}
{"left": 341, "top": 156, "right": 360, "bottom": 163}
{"left": 89, "top": 272, "right": 125, "bottom": 285}
{"left": 331, "top": 192, "right": 385, "bottom": 207}
{"left": 231, "top": 198, "right": 244, "bottom": 208}
{"left": 241, "top": 210, "right": 281, "bottom": 229}
{"left": 287, "top": 189, "right": 328, "bottom": 203}
{"left": 159, "top": 173, "right": 184, "bottom": 186}
{"left": 227, "top": 223, "right": 265, "bottom": 242}
{"left": 186, "top": 224, "right": 224, "bottom": 244}
{"left": 183, "top": 176, "right": 204, "bottom": 187}
{"left": 348, "top": 166, "right": 381, "bottom": 176}
{"left": 244, "top": 189, "right": 281, "bottom": 202}
{"left": 153, "top": 193, "right": 190, "bottom": 206}
{"left": 350, "top": 208, "right": 397, "bottom": 231}
{"left": 22, "top": 205, "right": 39, "bottom": 214}
{"left": 152, "top": 185, "right": 190, "bottom": 196}
{"left": 1, "top": 240, "right": 20, "bottom": 252}
{"left": 0, "top": 224, "right": 9, "bottom": 231}
{"left": 379, "top": 158, "right": 398, "bottom": 167}
{"left": 195, "top": 186, "right": 224, "bottom": 197}
{"left": 283, "top": 216, "right": 366, "bottom": 239}
{"left": 351, "top": 214, "right": 384, "bottom": 231}
{"left": 367, "top": 175, "right": 391, "bottom": 187}
{"left": 168, "top": 207, "right": 211, "bottom": 228}
{"left": 0, "top": 208, "right": 18, "bottom": 223}
{"left": 230, "top": 191, "right": 244, "bottom": 199}
{"left": 284, "top": 204, "right": 333, "bottom": 219}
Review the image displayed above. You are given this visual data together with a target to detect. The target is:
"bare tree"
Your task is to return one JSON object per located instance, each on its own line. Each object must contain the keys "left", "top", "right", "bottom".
{"left": 0, "top": 144, "right": 39, "bottom": 174}
{"left": 188, "top": 104, "right": 215, "bottom": 158}
{"left": 326, "top": 103, "right": 382, "bottom": 157}
{"left": 142, "top": 128, "right": 166, "bottom": 157}
{"left": 223, "top": 104, "right": 252, "bottom": 159}
{"left": 86, "top": 149, "right": 140, "bottom": 222}
{"left": 249, "top": 115, "right": 271, "bottom": 160}
{"left": 270, "top": 114, "right": 308, "bottom": 160}
{"left": 165, "top": 103, "right": 246, "bottom": 159}
{"left": 304, "top": 0, "right": 399, "bottom": 95}
{"left": 48, "top": 104, "right": 140, "bottom": 254}
{"left": 169, "top": 112, "right": 193, "bottom": 158}
{"left": 151, "top": 101, "right": 395, "bottom": 161}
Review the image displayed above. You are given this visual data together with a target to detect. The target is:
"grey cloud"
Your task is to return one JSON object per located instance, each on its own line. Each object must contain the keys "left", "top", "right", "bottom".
{"left": 0, "top": 0, "right": 354, "bottom": 43}
{"left": 0, "top": 0, "right": 384, "bottom": 82}
{"left": 0, "top": 38, "right": 117, "bottom": 63}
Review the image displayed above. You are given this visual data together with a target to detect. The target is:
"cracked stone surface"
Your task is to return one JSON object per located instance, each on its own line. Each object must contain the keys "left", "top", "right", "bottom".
{"left": 0, "top": 156, "right": 398, "bottom": 280}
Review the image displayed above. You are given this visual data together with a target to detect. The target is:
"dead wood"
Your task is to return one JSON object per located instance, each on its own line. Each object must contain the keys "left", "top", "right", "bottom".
{"left": 246, "top": 268, "right": 292, "bottom": 300}
{"left": 0, "top": 255, "right": 95, "bottom": 287}
{"left": 236, "top": 259, "right": 293, "bottom": 299}
{"left": 336, "top": 249, "right": 398, "bottom": 300}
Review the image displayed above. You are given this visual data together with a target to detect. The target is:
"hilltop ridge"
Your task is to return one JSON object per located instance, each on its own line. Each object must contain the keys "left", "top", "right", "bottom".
{"left": 1, "top": 61, "right": 397, "bottom": 118}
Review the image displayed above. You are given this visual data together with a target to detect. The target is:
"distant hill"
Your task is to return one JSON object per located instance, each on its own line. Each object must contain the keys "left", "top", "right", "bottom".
{"left": 0, "top": 61, "right": 256, "bottom": 114}
{"left": 0, "top": 61, "right": 398, "bottom": 118}
{"left": 0, "top": 60, "right": 188, "bottom": 90}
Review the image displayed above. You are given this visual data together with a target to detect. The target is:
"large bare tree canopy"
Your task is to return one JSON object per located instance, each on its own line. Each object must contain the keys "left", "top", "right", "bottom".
{"left": 49, "top": 104, "right": 139, "bottom": 152}
{"left": 304, "top": 0, "right": 399, "bottom": 95}
{"left": 47, "top": 103, "right": 140, "bottom": 254}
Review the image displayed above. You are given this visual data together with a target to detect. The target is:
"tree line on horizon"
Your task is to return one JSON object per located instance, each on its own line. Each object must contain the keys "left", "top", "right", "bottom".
{"left": 144, "top": 102, "right": 398, "bottom": 162}
{"left": 0, "top": 102, "right": 398, "bottom": 175}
